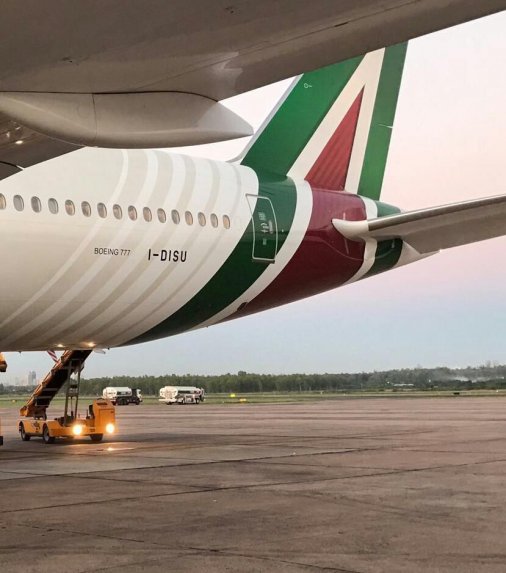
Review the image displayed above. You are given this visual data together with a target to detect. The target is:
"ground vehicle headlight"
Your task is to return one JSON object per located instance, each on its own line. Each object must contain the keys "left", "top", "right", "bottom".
{"left": 105, "top": 423, "right": 115, "bottom": 434}
{"left": 72, "top": 424, "right": 84, "bottom": 436}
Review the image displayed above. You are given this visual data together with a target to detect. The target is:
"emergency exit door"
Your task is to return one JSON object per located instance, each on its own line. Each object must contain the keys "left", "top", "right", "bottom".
{"left": 246, "top": 195, "right": 278, "bottom": 263}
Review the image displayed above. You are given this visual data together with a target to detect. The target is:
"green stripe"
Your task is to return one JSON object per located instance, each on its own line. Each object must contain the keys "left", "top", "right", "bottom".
{"left": 364, "top": 238, "right": 403, "bottom": 278}
{"left": 363, "top": 200, "right": 402, "bottom": 278}
{"left": 128, "top": 172, "right": 297, "bottom": 345}
{"left": 242, "top": 55, "right": 364, "bottom": 176}
{"left": 358, "top": 43, "right": 408, "bottom": 200}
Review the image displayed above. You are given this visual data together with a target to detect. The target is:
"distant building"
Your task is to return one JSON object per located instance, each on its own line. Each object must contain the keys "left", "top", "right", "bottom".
{"left": 27, "top": 370, "right": 37, "bottom": 386}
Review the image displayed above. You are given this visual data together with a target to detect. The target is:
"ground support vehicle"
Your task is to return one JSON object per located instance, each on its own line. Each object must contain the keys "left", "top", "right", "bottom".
{"left": 102, "top": 387, "right": 142, "bottom": 405}
{"left": 159, "top": 386, "right": 204, "bottom": 405}
{"left": 18, "top": 350, "right": 116, "bottom": 444}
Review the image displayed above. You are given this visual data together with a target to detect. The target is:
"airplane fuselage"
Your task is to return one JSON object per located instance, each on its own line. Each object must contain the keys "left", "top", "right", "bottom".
{"left": 0, "top": 148, "right": 422, "bottom": 351}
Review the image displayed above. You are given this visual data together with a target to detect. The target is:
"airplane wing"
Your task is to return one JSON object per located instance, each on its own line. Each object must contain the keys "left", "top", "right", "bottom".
{"left": 0, "top": 0, "right": 504, "bottom": 175}
{"left": 333, "top": 194, "right": 506, "bottom": 254}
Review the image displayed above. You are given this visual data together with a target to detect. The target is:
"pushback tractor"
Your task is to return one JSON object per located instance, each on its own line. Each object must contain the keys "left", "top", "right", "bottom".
{"left": 18, "top": 350, "right": 116, "bottom": 444}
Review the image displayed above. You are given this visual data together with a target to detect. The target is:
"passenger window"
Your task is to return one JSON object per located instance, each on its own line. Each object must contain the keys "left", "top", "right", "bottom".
{"left": 97, "top": 203, "right": 107, "bottom": 218}
{"left": 31, "top": 197, "right": 42, "bottom": 213}
{"left": 65, "top": 200, "right": 75, "bottom": 216}
{"left": 113, "top": 204, "right": 122, "bottom": 220}
{"left": 171, "top": 209, "right": 180, "bottom": 224}
{"left": 210, "top": 213, "right": 218, "bottom": 228}
{"left": 223, "top": 215, "right": 231, "bottom": 229}
{"left": 48, "top": 198, "right": 59, "bottom": 214}
{"left": 81, "top": 201, "right": 91, "bottom": 217}
{"left": 185, "top": 211, "right": 193, "bottom": 225}
{"left": 0, "top": 193, "right": 5, "bottom": 209}
{"left": 143, "top": 207, "right": 152, "bottom": 222}
{"left": 128, "top": 206, "right": 137, "bottom": 221}
{"left": 157, "top": 208, "right": 166, "bottom": 223}
{"left": 198, "top": 212, "right": 206, "bottom": 226}
{"left": 13, "top": 195, "right": 24, "bottom": 211}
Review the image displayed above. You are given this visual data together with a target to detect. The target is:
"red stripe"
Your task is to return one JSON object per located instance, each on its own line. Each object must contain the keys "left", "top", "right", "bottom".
{"left": 306, "top": 89, "right": 364, "bottom": 191}
{"left": 227, "top": 188, "right": 367, "bottom": 320}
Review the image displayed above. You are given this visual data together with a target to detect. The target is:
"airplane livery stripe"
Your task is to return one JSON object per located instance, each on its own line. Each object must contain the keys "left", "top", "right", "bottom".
{"left": 362, "top": 200, "right": 403, "bottom": 278}
{"left": 127, "top": 172, "right": 298, "bottom": 344}
{"left": 49, "top": 150, "right": 181, "bottom": 345}
{"left": 357, "top": 42, "right": 408, "bottom": 200}
{"left": 241, "top": 55, "right": 364, "bottom": 176}
{"left": 106, "top": 158, "right": 245, "bottom": 346}
{"left": 305, "top": 89, "right": 364, "bottom": 190}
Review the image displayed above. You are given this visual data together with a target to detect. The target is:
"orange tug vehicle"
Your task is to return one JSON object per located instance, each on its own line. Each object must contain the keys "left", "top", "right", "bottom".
{"left": 18, "top": 350, "right": 116, "bottom": 444}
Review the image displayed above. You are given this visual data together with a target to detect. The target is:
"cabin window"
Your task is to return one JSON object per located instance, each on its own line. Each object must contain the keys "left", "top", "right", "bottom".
{"left": 210, "top": 213, "right": 218, "bottom": 228}
{"left": 48, "top": 198, "right": 58, "bottom": 214}
{"left": 13, "top": 195, "right": 24, "bottom": 211}
{"left": 113, "top": 204, "right": 122, "bottom": 220}
{"left": 31, "top": 197, "right": 42, "bottom": 213}
{"left": 157, "top": 208, "right": 167, "bottom": 223}
{"left": 198, "top": 212, "right": 206, "bottom": 226}
{"left": 171, "top": 209, "right": 180, "bottom": 224}
{"left": 185, "top": 211, "right": 193, "bottom": 225}
{"left": 143, "top": 207, "right": 152, "bottom": 222}
{"left": 81, "top": 201, "right": 91, "bottom": 217}
{"left": 97, "top": 203, "right": 107, "bottom": 218}
{"left": 223, "top": 214, "right": 231, "bottom": 229}
{"left": 0, "top": 194, "right": 5, "bottom": 209}
{"left": 65, "top": 200, "right": 75, "bottom": 216}
{"left": 128, "top": 206, "right": 137, "bottom": 221}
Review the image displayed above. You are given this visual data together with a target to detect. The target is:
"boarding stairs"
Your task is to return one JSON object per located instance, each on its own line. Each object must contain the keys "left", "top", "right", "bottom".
{"left": 20, "top": 350, "right": 92, "bottom": 418}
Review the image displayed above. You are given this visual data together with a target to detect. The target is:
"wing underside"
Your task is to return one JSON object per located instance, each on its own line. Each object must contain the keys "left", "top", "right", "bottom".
{"left": 0, "top": 1, "right": 504, "bottom": 176}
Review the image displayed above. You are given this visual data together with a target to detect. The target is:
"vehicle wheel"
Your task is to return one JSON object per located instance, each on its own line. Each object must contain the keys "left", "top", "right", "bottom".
{"left": 90, "top": 434, "right": 103, "bottom": 442}
{"left": 19, "top": 424, "right": 30, "bottom": 441}
{"left": 42, "top": 425, "right": 55, "bottom": 444}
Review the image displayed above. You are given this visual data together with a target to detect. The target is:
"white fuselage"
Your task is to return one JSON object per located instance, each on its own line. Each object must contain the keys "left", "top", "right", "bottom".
{"left": 0, "top": 148, "right": 312, "bottom": 351}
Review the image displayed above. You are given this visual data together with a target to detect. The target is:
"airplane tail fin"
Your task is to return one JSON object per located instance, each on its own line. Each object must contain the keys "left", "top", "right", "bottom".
{"left": 241, "top": 43, "right": 407, "bottom": 201}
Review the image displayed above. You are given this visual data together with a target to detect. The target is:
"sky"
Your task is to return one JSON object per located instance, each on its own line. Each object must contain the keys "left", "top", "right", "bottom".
{"left": 3, "top": 11, "right": 506, "bottom": 382}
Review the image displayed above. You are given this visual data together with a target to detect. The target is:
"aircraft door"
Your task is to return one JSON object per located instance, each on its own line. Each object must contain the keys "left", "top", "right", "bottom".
{"left": 246, "top": 195, "right": 278, "bottom": 263}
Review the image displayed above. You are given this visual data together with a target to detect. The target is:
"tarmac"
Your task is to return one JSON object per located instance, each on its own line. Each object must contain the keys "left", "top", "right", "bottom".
{"left": 1, "top": 396, "right": 506, "bottom": 572}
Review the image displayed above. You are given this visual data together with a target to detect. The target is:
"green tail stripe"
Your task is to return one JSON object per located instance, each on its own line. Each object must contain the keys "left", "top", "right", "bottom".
{"left": 357, "top": 43, "right": 408, "bottom": 200}
{"left": 128, "top": 172, "right": 297, "bottom": 345}
{"left": 241, "top": 55, "right": 364, "bottom": 176}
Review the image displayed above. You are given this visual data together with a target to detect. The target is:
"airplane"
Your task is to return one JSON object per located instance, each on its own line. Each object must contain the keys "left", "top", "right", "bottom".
{"left": 0, "top": 3, "right": 505, "bottom": 362}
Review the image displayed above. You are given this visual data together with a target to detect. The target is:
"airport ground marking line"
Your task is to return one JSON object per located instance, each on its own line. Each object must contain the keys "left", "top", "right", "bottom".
{"left": 5, "top": 456, "right": 506, "bottom": 517}
{"left": 87, "top": 547, "right": 360, "bottom": 573}
{"left": 6, "top": 522, "right": 364, "bottom": 573}
{"left": 2, "top": 445, "right": 504, "bottom": 486}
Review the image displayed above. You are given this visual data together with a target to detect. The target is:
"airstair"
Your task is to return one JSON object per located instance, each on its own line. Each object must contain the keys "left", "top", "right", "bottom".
{"left": 18, "top": 349, "right": 116, "bottom": 443}
{"left": 20, "top": 349, "right": 92, "bottom": 418}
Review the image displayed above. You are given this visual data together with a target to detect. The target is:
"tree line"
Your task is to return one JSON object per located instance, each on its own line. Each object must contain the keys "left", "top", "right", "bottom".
{"left": 2, "top": 363, "right": 506, "bottom": 396}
